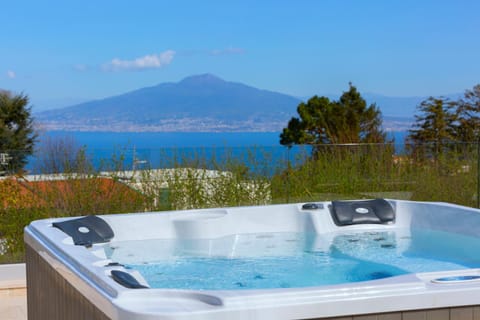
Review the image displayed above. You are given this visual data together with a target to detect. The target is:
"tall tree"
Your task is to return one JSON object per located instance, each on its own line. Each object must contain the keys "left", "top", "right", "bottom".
{"left": 407, "top": 97, "right": 456, "bottom": 157}
{"left": 455, "top": 84, "right": 480, "bottom": 142}
{"left": 0, "top": 92, "right": 38, "bottom": 173}
{"left": 280, "top": 83, "right": 386, "bottom": 149}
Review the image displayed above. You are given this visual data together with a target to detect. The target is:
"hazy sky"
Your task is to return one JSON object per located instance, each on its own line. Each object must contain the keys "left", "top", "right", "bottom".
{"left": 1, "top": 0, "right": 479, "bottom": 109}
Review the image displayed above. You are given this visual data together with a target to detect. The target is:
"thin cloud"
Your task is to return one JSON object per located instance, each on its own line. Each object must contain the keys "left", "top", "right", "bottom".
{"left": 6, "top": 70, "right": 16, "bottom": 79}
{"left": 73, "top": 64, "right": 88, "bottom": 72}
{"left": 210, "top": 47, "right": 245, "bottom": 56}
{"left": 102, "top": 50, "right": 176, "bottom": 72}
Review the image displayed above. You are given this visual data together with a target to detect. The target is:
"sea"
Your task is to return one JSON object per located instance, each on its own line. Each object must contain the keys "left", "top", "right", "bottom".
{"left": 37, "top": 131, "right": 284, "bottom": 149}
{"left": 27, "top": 131, "right": 408, "bottom": 173}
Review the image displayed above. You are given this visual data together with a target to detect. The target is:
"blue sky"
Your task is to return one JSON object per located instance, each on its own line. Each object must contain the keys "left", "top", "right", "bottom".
{"left": 1, "top": 0, "right": 479, "bottom": 110}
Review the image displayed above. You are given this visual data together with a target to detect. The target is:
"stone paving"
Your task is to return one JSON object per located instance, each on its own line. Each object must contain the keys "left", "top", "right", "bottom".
{"left": 0, "top": 288, "right": 27, "bottom": 320}
{"left": 0, "top": 264, "right": 27, "bottom": 320}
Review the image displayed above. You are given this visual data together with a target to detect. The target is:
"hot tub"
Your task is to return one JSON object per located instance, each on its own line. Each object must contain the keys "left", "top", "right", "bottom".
{"left": 25, "top": 199, "right": 480, "bottom": 319}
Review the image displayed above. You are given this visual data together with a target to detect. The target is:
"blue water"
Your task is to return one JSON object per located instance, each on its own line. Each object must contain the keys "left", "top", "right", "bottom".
{"left": 36, "top": 131, "right": 284, "bottom": 149}
{"left": 36, "top": 131, "right": 407, "bottom": 149}
{"left": 106, "top": 229, "right": 480, "bottom": 290}
{"left": 28, "top": 131, "right": 407, "bottom": 173}
{"left": 30, "top": 131, "right": 303, "bottom": 173}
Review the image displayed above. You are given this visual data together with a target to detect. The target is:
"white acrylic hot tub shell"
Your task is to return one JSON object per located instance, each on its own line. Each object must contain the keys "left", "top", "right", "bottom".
{"left": 24, "top": 200, "right": 480, "bottom": 319}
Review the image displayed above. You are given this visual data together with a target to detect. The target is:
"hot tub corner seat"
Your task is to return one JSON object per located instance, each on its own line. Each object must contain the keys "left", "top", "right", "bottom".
{"left": 330, "top": 199, "right": 395, "bottom": 226}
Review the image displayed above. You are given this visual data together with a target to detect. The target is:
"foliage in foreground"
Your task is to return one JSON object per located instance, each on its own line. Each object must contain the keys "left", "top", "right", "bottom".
{"left": 271, "top": 144, "right": 477, "bottom": 207}
{"left": 0, "top": 143, "right": 478, "bottom": 263}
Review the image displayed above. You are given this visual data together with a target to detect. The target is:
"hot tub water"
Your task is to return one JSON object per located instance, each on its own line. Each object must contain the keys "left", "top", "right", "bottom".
{"left": 104, "top": 229, "right": 480, "bottom": 290}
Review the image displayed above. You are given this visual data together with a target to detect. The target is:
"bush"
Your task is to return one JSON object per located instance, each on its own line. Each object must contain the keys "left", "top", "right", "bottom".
{"left": 0, "top": 207, "right": 49, "bottom": 262}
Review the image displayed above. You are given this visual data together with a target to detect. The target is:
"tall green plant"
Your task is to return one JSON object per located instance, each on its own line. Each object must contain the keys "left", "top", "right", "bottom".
{"left": 408, "top": 97, "right": 457, "bottom": 159}
{"left": 280, "top": 84, "right": 387, "bottom": 155}
{"left": 455, "top": 84, "right": 480, "bottom": 142}
{"left": 0, "top": 92, "right": 37, "bottom": 174}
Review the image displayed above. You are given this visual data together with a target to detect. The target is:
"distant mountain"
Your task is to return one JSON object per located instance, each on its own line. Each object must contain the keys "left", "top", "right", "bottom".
{"left": 365, "top": 93, "right": 463, "bottom": 131}
{"left": 362, "top": 94, "right": 422, "bottom": 118}
{"left": 36, "top": 74, "right": 302, "bottom": 132}
{"left": 295, "top": 93, "right": 423, "bottom": 118}
{"left": 33, "top": 97, "right": 89, "bottom": 112}
{"left": 35, "top": 74, "right": 462, "bottom": 132}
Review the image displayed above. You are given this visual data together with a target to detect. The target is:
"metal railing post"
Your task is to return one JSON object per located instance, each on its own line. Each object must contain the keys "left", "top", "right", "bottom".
{"left": 477, "top": 138, "right": 480, "bottom": 208}
{"left": 286, "top": 147, "right": 290, "bottom": 203}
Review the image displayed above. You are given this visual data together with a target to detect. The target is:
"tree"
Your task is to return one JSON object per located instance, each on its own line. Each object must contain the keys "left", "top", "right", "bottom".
{"left": 280, "top": 83, "right": 387, "bottom": 149}
{"left": 0, "top": 92, "right": 37, "bottom": 174}
{"left": 407, "top": 97, "right": 456, "bottom": 158}
{"left": 455, "top": 84, "right": 480, "bottom": 142}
